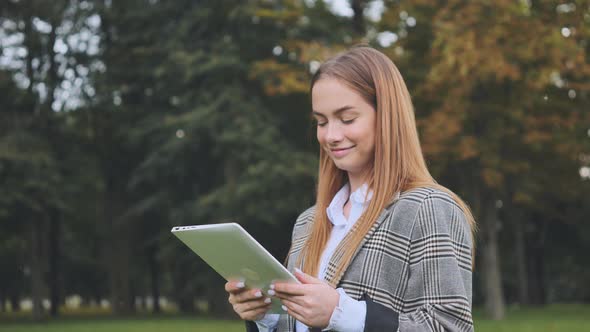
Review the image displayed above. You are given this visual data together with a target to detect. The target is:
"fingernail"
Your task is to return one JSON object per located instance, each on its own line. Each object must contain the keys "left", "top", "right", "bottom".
{"left": 267, "top": 289, "right": 276, "bottom": 296}
{"left": 281, "top": 305, "right": 288, "bottom": 311}
{"left": 269, "top": 284, "right": 275, "bottom": 290}
{"left": 264, "top": 297, "right": 271, "bottom": 304}
{"left": 236, "top": 281, "right": 245, "bottom": 288}
{"left": 254, "top": 291, "right": 262, "bottom": 298}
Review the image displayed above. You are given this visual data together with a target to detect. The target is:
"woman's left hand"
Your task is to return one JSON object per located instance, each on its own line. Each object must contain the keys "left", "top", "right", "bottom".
{"left": 272, "top": 268, "right": 339, "bottom": 329}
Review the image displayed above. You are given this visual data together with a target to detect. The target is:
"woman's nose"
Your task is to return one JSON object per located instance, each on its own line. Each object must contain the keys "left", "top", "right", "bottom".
{"left": 325, "top": 123, "right": 344, "bottom": 143}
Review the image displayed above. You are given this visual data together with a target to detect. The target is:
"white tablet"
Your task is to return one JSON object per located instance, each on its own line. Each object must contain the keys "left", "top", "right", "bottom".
{"left": 171, "top": 223, "right": 298, "bottom": 313}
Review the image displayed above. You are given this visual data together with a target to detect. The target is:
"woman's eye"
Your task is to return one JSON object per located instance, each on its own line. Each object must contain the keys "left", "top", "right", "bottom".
{"left": 342, "top": 118, "right": 356, "bottom": 124}
{"left": 317, "top": 122, "right": 328, "bottom": 127}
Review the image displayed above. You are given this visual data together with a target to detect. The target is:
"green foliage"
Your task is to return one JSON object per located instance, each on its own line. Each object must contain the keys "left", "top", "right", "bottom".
{"left": 0, "top": 0, "right": 588, "bottom": 319}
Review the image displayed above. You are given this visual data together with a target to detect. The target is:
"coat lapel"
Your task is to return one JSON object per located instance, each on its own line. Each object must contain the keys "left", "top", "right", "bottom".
{"left": 324, "top": 194, "right": 400, "bottom": 287}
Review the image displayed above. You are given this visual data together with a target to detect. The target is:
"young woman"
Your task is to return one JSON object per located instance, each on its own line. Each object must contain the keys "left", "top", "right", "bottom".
{"left": 225, "top": 46, "right": 476, "bottom": 332}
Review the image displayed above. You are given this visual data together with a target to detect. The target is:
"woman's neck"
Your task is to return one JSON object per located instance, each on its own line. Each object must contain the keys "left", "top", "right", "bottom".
{"left": 347, "top": 169, "right": 370, "bottom": 193}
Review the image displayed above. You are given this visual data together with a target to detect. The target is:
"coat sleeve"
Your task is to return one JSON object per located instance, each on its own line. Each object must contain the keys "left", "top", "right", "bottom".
{"left": 363, "top": 193, "right": 474, "bottom": 332}
{"left": 245, "top": 321, "right": 260, "bottom": 332}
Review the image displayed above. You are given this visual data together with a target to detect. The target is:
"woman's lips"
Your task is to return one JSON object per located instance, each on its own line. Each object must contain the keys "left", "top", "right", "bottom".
{"left": 330, "top": 146, "right": 354, "bottom": 158}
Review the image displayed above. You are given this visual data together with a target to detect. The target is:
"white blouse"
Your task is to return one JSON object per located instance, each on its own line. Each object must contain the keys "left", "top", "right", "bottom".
{"left": 257, "top": 183, "right": 371, "bottom": 332}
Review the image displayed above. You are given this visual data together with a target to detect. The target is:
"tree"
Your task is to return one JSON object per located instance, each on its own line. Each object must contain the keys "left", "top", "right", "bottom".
{"left": 378, "top": 0, "right": 590, "bottom": 318}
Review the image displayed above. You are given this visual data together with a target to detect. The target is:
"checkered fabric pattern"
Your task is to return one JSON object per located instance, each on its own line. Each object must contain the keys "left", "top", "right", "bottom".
{"left": 276, "top": 187, "right": 474, "bottom": 332}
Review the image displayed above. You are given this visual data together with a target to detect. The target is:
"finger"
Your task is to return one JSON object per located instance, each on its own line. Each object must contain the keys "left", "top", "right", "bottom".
{"left": 272, "top": 282, "right": 307, "bottom": 296}
{"left": 234, "top": 288, "right": 264, "bottom": 303}
{"left": 281, "top": 299, "right": 309, "bottom": 326}
{"left": 294, "top": 268, "right": 324, "bottom": 285}
{"left": 235, "top": 298, "right": 271, "bottom": 313}
{"left": 235, "top": 298, "right": 272, "bottom": 315}
{"left": 242, "top": 303, "right": 272, "bottom": 321}
{"left": 225, "top": 280, "right": 246, "bottom": 293}
{"left": 281, "top": 298, "right": 307, "bottom": 315}
{"left": 272, "top": 293, "right": 307, "bottom": 308}
{"left": 229, "top": 288, "right": 259, "bottom": 305}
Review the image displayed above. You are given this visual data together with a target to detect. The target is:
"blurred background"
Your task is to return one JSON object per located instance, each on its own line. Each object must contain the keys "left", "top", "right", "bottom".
{"left": 0, "top": 0, "right": 589, "bottom": 331}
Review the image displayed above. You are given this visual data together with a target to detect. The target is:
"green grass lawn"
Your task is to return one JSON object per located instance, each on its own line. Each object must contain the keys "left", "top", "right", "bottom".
{"left": 475, "top": 304, "right": 590, "bottom": 332}
{"left": 0, "top": 304, "right": 588, "bottom": 331}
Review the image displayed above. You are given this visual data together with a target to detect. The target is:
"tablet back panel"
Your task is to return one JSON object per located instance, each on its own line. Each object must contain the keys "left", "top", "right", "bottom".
{"left": 171, "top": 223, "right": 297, "bottom": 313}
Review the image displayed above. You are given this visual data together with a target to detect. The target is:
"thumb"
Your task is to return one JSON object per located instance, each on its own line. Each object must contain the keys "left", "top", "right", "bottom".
{"left": 294, "top": 267, "right": 323, "bottom": 284}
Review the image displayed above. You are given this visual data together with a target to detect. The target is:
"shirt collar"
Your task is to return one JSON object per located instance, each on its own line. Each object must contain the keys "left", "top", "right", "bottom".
{"left": 326, "top": 183, "right": 373, "bottom": 226}
{"left": 326, "top": 183, "right": 350, "bottom": 226}
{"left": 350, "top": 183, "right": 373, "bottom": 205}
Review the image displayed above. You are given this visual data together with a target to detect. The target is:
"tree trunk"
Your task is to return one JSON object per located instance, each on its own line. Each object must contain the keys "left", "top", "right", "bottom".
{"left": 9, "top": 292, "right": 20, "bottom": 312}
{"left": 479, "top": 197, "right": 505, "bottom": 319}
{"left": 175, "top": 284, "right": 193, "bottom": 313}
{"left": 30, "top": 223, "right": 45, "bottom": 321}
{"left": 45, "top": 15, "right": 59, "bottom": 116}
{"left": 96, "top": 4, "right": 132, "bottom": 316}
{"left": 23, "top": 6, "right": 36, "bottom": 113}
{"left": 107, "top": 234, "right": 132, "bottom": 315}
{"left": 129, "top": 280, "right": 137, "bottom": 314}
{"left": 514, "top": 217, "right": 529, "bottom": 305}
{"left": 107, "top": 238, "right": 132, "bottom": 314}
{"left": 48, "top": 208, "right": 61, "bottom": 317}
{"left": 207, "top": 277, "right": 233, "bottom": 317}
{"left": 105, "top": 187, "right": 133, "bottom": 315}
{"left": 351, "top": 0, "right": 366, "bottom": 36}
{"left": 528, "top": 248, "right": 546, "bottom": 305}
{"left": 527, "top": 219, "right": 548, "bottom": 305}
{"left": 148, "top": 246, "right": 161, "bottom": 313}
{"left": 23, "top": 3, "right": 45, "bottom": 321}
{"left": 172, "top": 265, "right": 194, "bottom": 314}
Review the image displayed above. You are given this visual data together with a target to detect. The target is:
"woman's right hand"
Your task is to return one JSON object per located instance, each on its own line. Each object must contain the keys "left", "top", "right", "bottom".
{"left": 225, "top": 280, "right": 272, "bottom": 321}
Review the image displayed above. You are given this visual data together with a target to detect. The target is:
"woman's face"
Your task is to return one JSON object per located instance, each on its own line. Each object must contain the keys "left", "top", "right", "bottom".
{"left": 312, "top": 78, "right": 376, "bottom": 177}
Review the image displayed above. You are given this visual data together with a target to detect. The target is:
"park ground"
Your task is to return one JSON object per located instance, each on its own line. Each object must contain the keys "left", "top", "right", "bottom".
{"left": 0, "top": 304, "right": 589, "bottom": 332}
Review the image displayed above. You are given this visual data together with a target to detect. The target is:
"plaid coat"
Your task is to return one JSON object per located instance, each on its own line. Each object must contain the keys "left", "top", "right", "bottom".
{"left": 248, "top": 187, "right": 474, "bottom": 331}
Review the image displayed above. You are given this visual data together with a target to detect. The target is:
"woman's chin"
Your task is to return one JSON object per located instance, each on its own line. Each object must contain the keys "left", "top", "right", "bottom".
{"left": 333, "top": 162, "right": 357, "bottom": 173}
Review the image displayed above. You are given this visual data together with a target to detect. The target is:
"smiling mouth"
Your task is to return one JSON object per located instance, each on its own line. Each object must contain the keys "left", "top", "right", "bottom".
{"left": 330, "top": 146, "right": 355, "bottom": 152}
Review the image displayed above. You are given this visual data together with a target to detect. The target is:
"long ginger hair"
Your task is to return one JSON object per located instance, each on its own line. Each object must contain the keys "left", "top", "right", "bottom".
{"left": 297, "top": 46, "right": 476, "bottom": 282}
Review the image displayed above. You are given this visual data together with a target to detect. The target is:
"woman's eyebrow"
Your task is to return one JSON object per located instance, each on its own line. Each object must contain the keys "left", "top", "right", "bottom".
{"left": 312, "top": 105, "right": 355, "bottom": 117}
